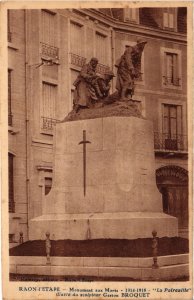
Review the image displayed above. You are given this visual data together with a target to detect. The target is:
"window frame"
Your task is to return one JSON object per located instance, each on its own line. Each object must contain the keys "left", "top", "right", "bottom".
{"left": 7, "top": 10, "right": 12, "bottom": 42}
{"left": 163, "top": 8, "right": 177, "bottom": 31}
{"left": 41, "top": 9, "right": 56, "bottom": 46}
{"left": 37, "top": 166, "right": 53, "bottom": 210}
{"left": 40, "top": 80, "right": 58, "bottom": 136}
{"left": 162, "top": 103, "right": 183, "bottom": 151}
{"left": 8, "top": 69, "right": 13, "bottom": 126}
{"left": 163, "top": 104, "right": 179, "bottom": 137}
{"left": 70, "top": 20, "right": 85, "bottom": 58}
{"left": 40, "top": 9, "right": 59, "bottom": 61}
{"left": 161, "top": 47, "right": 182, "bottom": 90}
{"left": 155, "top": 98, "right": 187, "bottom": 153}
{"left": 124, "top": 8, "right": 139, "bottom": 23}
{"left": 8, "top": 152, "right": 15, "bottom": 213}
{"left": 95, "top": 30, "right": 109, "bottom": 67}
{"left": 44, "top": 177, "right": 52, "bottom": 196}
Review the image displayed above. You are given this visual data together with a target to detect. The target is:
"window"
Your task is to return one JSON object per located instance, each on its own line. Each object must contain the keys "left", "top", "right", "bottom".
{"left": 41, "top": 82, "right": 57, "bottom": 132}
{"left": 165, "top": 52, "right": 179, "bottom": 85}
{"left": 163, "top": 8, "right": 175, "bottom": 30}
{"left": 42, "top": 10, "right": 55, "bottom": 46}
{"left": 9, "top": 153, "right": 15, "bottom": 213}
{"left": 7, "top": 10, "right": 12, "bottom": 42}
{"left": 8, "top": 69, "right": 12, "bottom": 126}
{"left": 45, "top": 177, "right": 52, "bottom": 195}
{"left": 162, "top": 104, "right": 183, "bottom": 151}
{"left": 9, "top": 234, "right": 15, "bottom": 243}
{"left": 41, "top": 10, "right": 58, "bottom": 59}
{"left": 162, "top": 49, "right": 181, "bottom": 87}
{"left": 124, "top": 8, "right": 139, "bottom": 23}
{"left": 70, "top": 21, "right": 84, "bottom": 57}
{"left": 95, "top": 32, "right": 108, "bottom": 65}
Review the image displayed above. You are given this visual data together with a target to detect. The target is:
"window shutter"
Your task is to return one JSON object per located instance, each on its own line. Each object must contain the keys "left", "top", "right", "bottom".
{"left": 8, "top": 70, "right": 12, "bottom": 125}
{"left": 7, "top": 10, "right": 12, "bottom": 42}
{"left": 170, "top": 106, "right": 177, "bottom": 137}
{"left": 166, "top": 53, "right": 173, "bottom": 80}
{"left": 131, "top": 8, "right": 137, "bottom": 21}
{"left": 96, "top": 32, "right": 107, "bottom": 65}
{"left": 177, "top": 105, "right": 182, "bottom": 135}
{"left": 9, "top": 153, "right": 14, "bottom": 212}
{"left": 124, "top": 8, "right": 138, "bottom": 22}
{"left": 42, "top": 82, "right": 57, "bottom": 130}
{"left": 169, "top": 13, "right": 174, "bottom": 28}
{"left": 42, "top": 10, "right": 55, "bottom": 46}
{"left": 163, "top": 104, "right": 169, "bottom": 135}
{"left": 70, "top": 22, "right": 84, "bottom": 57}
{"left": 163, "top": 12, "right": 169, "bottom": 27}
{"left": 173, "top": 54, "right": 178, "bottom": 82}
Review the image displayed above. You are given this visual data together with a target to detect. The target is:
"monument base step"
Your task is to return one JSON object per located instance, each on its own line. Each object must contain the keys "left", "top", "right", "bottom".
{"left": 10, "top": 254, "right": 189, "bottom": 280}
{"left": 29, "top": 212, "right": 178, "bottom": 240}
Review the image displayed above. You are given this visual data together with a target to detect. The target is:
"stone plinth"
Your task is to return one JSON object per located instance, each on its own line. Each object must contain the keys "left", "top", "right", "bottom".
{"left": 10, "top": 254, "right": 189, "bottom": 280}
{"left": 29, "top": 117, "right": 178, "bottom": 240}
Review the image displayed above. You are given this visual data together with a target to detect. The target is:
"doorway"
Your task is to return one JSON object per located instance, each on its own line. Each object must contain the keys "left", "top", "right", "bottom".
{"left": 156, "top": 165, "right": 188, "bottom": 238}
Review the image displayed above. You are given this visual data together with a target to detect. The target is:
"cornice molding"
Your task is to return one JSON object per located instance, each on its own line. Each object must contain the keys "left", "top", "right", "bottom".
{"left": 73, "top": 9, "right": 187, "bottom": 44}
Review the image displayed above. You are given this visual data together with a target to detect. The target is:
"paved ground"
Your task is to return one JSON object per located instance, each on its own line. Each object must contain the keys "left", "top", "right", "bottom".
{"left": 10, "top": 273, "right": 189, "bottom": 282}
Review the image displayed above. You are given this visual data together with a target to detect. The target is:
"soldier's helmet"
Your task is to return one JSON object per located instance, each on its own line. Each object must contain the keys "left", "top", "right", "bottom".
{"left": 90, "top": 57, "right": 99, "bottom": 63}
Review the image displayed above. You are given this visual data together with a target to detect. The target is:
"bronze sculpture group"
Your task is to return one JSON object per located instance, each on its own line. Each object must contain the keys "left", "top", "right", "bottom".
{"left": 73, "top": 40, "right": 147, "bottom": 112}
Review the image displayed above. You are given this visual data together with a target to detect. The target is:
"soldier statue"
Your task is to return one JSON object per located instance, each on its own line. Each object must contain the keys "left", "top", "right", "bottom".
{"left": 73, "top": 58, "right": 115, "bottom": 112}
{"left": 115, "top": 40, "right": 147, "bottom": 101}
{"left": 72, "top": 40, "right": 146, "bottom": 113}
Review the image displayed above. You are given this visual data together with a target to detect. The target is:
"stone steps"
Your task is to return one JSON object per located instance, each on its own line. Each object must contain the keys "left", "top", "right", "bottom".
{"left": 10, "top": 254, "right": 189, "bottom": 280}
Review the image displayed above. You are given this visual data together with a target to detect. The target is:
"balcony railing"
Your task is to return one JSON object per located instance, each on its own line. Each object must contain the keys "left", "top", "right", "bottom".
{"left": 163, "top": 76, "right": 181, "bottom": 87}
{"left": 70, "top": 53, "right": 110, "bottom": 76}
{"left": 70, "top": 53, "right": 86, "bottom": 68}
{"left": 41, "top": 117, "right": 57, "bottom": 131}
{"left": 41, "top": 42, "right": 59, "bottom": 59}
{"left": 154, "top": 132, "right": 188, "bottom": 152}
{"left": 96, "top": 63, "right": 110, "bottom": 75}
{"left": 9, "top": 201, "right": 15, "bottom": 213}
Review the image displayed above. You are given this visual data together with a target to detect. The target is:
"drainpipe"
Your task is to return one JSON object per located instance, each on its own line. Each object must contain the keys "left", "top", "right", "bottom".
{"left": 24, "top": 9, "right": 30, "bottom": 240}
{"left": 110, "top": 27, "right": 115, "bottom": 93}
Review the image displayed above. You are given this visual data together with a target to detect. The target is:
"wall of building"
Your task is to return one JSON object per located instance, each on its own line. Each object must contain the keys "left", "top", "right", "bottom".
{"left": 8, "top": 9, "right": 28, "bottom": 243}
{"left": 8, "top": 8, "right": 188, "bottom": 243}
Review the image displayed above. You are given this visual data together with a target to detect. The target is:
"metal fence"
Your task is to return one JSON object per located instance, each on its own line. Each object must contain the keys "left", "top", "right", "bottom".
{"left": 154, "top": 132, "right": 188, "bottom": 152}
{"left": 41, "top": 42, "right": 59, "bottom": 59}
{"left": 163, "top": 76, "right": 181, "bottom": 86}
{"left": 70, "top": 53, "right": 86, "bottom": 68}
{"left": 41, "top": 117, "right": 57, "bottom": 131}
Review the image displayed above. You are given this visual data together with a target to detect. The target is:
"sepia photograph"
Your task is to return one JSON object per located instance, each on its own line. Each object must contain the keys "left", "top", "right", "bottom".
{"left": 1, "top": 1, "right": 193, "bottom": 299}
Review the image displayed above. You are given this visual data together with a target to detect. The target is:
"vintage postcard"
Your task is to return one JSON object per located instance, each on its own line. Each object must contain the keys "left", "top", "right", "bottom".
{"left": 0, "top": 1, "right": 193, "bottom": 299}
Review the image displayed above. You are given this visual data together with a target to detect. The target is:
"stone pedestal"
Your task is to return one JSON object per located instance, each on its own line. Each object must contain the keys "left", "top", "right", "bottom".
{"left": 29, "top": 116, "right": 178, "bottom": 240}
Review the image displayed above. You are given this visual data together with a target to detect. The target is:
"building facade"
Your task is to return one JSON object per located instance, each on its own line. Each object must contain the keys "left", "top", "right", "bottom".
{"left": 8, "top": 7, "right": 188, "bottom": 246}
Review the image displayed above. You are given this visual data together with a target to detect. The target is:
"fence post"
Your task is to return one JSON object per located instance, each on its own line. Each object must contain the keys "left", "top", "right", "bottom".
{"left": 19, "top": 232, "right": 24, "bottom": 244}
{"left": 86, "top": 219, "right": 91, "bottom": 240}
{"left": 152, "top": 230, "right": 159, "bottom": 269}
{"left": 45, "top": 231, "right": 51, "bottom": 265}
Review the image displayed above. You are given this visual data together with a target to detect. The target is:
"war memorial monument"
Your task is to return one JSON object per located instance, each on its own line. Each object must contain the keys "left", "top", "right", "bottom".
{"left": 10, "top": 41, "right": 189, "bottom": 281}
